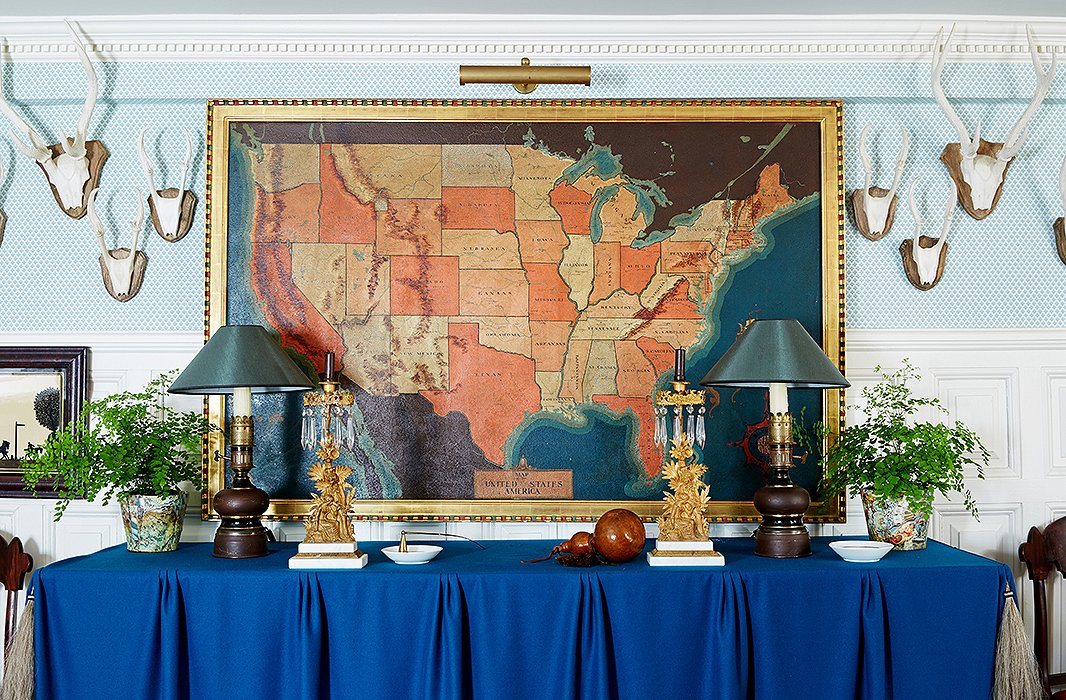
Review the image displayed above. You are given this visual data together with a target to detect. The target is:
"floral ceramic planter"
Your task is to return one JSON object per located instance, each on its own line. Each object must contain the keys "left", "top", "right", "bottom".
{"left": 119, "top": 492, "right": 187, "bottom": 552}
{"left": 860, "top": 490, "right": 931, "bottom": 551}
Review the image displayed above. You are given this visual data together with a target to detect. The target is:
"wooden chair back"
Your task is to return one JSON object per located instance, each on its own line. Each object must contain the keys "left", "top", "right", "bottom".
{"left": 1020, "top": 517, "right": 1066, "bottom": 699}
{"left": 0, "top": 535, "right": 32, "bottom": 657}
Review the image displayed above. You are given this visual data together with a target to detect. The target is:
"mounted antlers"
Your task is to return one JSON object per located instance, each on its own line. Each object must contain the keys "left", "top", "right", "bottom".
{"left": 900, "top": 177, "right": 957, "bottom": 290}
{"left": 1055, "top": 154, "right": 1066, "bottom": 265}
{"left": 0, "top": 21, "right": 107, "bottom": 218}
{"left": 851, "top": 125, "right": 908, "bottom": 240}
{"left": 138, "top": 128, "right": 197, "bottom": 241}
{"left": 87, "top": 188, "right": 148, "bottom": 302}
{"left": 933, "top": 24, "right": 1056, "bottom": 220}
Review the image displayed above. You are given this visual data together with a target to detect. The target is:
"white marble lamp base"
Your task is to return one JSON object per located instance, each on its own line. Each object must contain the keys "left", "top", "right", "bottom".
{"left": 289, "top": 541, "right": 369, "bottom": 569}
{"left": 646, "top": 538, "right": 725, "bottom": 567}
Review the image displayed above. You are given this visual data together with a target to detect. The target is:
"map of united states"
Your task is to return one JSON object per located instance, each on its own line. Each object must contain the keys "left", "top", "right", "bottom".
{"left": 243, "top": 127, "right": 797, "bottom": 484}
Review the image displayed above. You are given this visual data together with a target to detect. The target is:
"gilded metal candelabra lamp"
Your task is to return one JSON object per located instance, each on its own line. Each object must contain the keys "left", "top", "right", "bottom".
{"left": 289, "top": 351, "right": 368, "bottom": 569}
{"left": 647, "top": 349, "right": 724, "bottom": 567}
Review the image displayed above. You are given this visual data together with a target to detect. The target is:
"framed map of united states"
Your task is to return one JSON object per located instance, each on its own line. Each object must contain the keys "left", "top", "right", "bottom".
{"left": 204, "top": 99, "right": 844, "bottom": 522}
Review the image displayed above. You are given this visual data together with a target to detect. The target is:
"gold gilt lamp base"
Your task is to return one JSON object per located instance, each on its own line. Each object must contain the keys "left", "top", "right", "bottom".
{"left": 288, "top": 355, "right": 368, "bottom": 571}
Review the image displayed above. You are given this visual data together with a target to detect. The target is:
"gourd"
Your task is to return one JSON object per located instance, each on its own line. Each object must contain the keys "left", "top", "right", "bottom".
{"left": 523, "top": 509, "right": 645, "bottom": 564}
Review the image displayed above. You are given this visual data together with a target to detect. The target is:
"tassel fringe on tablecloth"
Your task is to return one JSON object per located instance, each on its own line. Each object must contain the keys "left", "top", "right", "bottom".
{"left": 1, "top": 590, "right": 34, "bottom": 700}
{"left": 993, "top": 585, "right": 1043, "bottom": 700}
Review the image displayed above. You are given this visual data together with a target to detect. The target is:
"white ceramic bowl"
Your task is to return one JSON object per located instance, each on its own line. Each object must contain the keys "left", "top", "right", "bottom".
{"left": 381, "top": 544, "right": 443, "bottom": 565}
{"left": 829, "top": 540, "right": 894, "bottom": 563}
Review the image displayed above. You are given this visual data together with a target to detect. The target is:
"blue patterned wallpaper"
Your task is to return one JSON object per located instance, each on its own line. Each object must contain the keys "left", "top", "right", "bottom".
{"left": 0, "top": 59, "right": 1064, "bottom": 331}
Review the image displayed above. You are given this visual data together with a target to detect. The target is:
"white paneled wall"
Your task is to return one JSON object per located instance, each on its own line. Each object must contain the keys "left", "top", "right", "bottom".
{"left": 846, "top": 328, "right": 1066, "bottom": 674}
{"left": 1, "top": 328, "right": 1064, "bottom": 662}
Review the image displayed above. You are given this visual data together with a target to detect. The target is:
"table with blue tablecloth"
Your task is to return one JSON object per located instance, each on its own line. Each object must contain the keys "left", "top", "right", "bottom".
{"left": 32, "top": 537, "right": 1011, "bottom": 700}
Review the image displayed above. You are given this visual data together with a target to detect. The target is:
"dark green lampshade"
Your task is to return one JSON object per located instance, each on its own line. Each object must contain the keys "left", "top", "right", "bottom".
{"left": 700, "top": 319, "right": 849, "bottom": 388}
{"left": 169, "top": 325, "right": 315, "bottom": 395}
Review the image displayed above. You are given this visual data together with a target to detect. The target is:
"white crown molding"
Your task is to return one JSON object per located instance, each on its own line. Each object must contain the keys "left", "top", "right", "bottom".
{"left": 847, "top": 328, "right": 1066, "bottom": 352}
{"left": 0, "top": 331, "right": 201, "bottom": 354}
{"left": 1, "top": 15, "right": 1065, "bottom": 62}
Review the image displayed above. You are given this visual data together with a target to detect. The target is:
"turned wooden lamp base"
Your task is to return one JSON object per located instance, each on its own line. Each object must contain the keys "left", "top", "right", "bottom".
{"left": 752, "top": 414, "right": 813, "bottom": 559}
{"left": 212, "top": 422, "right": 271, "bottom": 559}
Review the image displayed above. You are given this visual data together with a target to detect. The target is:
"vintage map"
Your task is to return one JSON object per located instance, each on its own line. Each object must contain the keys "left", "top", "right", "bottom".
{"left": 219, "top": 106, "right": 837, "bottom": 511}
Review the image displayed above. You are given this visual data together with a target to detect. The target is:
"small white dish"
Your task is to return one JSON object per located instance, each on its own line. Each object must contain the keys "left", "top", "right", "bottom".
{"left": 381, "top": 544, "right": 442, "bottom": 565}
{"left": 829, "top": 540, "right": 894, "bottom": 563}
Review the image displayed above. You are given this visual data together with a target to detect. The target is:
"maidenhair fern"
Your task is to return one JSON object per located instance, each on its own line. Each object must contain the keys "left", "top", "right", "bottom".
{"left": 22, "top": 371, "right": 216, "bottom": 520}
{"left": 818, "top": 359, "right": 988, "bottom": 517}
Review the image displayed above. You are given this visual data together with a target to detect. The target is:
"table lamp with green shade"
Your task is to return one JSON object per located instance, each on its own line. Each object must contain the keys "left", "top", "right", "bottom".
{"left": 169, "top": 324, "right": 314, "bottom": 558}
{"left": 700, "top": 318, "right": 849, "bottom": 558}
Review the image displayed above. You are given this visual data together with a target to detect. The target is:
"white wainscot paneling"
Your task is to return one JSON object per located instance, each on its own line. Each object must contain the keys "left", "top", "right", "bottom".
{"left": 0, "top": 500, "right": 56, "bottom": 570}
{"left": 1046, "top": 370, "right": 1066, "bottom": 477}
{"left": 709, "top": 523, "right": 758, "bottom": 539}
{"left": 838, "top": 368, "right": 891, "bottom": 425}
{"left": 377, "top": 520, "right": 446, "bottom": 544}
{"left": 53, "top": 502, "right": 126, "bottom": 563}
{"left": 1047, "top": 503, "right": 1066, "bottom": 677}
{"left": 88, "top": 370, "right": 128, "bottom": 400}
{"left": 460, "top": 521, "right": 557, "bottom": 541}
{"left": 932, "top": 369, "right": 1021, "bottom": 479}
{"left": 932, "top": 502, "right": 1021, "bottom": 573}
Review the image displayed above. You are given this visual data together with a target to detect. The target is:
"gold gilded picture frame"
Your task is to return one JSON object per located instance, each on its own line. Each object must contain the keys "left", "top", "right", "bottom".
{"left": 204, "top": 99, "right": 844, "bottom": 522}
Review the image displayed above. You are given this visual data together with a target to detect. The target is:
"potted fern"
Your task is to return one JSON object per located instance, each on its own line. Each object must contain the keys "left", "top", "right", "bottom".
{"left": 22, "top": 371, "right": 215, "bottom": 552}
{"left": 819, "top": 360, "right": 989, "bottom": 550}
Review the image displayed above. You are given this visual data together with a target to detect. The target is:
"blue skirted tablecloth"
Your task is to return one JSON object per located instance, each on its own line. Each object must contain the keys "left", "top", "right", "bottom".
{"left": 33, "top": 537, "right": 1011, "bottom": 700}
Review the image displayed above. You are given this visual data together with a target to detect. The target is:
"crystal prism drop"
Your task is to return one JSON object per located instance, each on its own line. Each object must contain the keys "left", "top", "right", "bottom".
{"left": 696, "top": 406, "right": 706, "bottom": 448}
{"left": 686, "top": 405, "right": 695, "bottom": 440}
{"left": 333, "top": 407, "right": 345, "bottom": 443}
{"left": 673, "top": 407, "right": 681, "bottom": 442}
{"left": 300, "top": 409, "right": 311, "bottom": 449}
{"left": 345, "top": 410, "right": 355, "bottom": 450}
{"left": 307, "top": 409, "right": 319, "bottom": 450}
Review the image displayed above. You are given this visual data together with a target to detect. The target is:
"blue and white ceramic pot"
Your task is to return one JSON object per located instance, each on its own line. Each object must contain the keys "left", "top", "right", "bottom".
{"left": 860, "top": 489, "right": 931, "bottom": 551}
{"left": 119, "top": 491, "right": 188, "bottom": 552}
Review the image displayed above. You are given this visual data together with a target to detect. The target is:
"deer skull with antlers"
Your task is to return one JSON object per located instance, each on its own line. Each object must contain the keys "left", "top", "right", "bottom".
{"left": 87, "top": 188, "right": 148, "bottom": 302}
{"left": 851, "top": 125, "right": 909, "bottom": 240}
{"left": 900, "top": 177, "right": 957, "bottom": 291}
{"left": 138, "top": 128, "right": 197, "bottom": 242}
{"left": 933, "top": 24, "right": 1056, "bottom": 220}
{"left": 0, "top": 22, "right": 107, "bottom": 219}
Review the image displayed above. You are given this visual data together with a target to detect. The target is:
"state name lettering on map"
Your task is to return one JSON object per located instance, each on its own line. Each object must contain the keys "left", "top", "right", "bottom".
{"left": 247, "top": 120, "right": 810, "bottom": 500}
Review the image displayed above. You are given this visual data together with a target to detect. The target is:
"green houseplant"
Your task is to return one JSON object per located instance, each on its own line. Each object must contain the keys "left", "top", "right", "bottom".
{"left": 23, "top": 371, "right": 215, "bottom": 552}
{"left": 819, "top": 360, "right": 989, "bottom": 550}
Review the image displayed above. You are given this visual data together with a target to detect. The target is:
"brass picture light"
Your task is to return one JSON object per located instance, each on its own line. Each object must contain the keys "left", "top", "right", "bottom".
{"left": 459, "top": 57, "right": 591, "bottom": 94}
